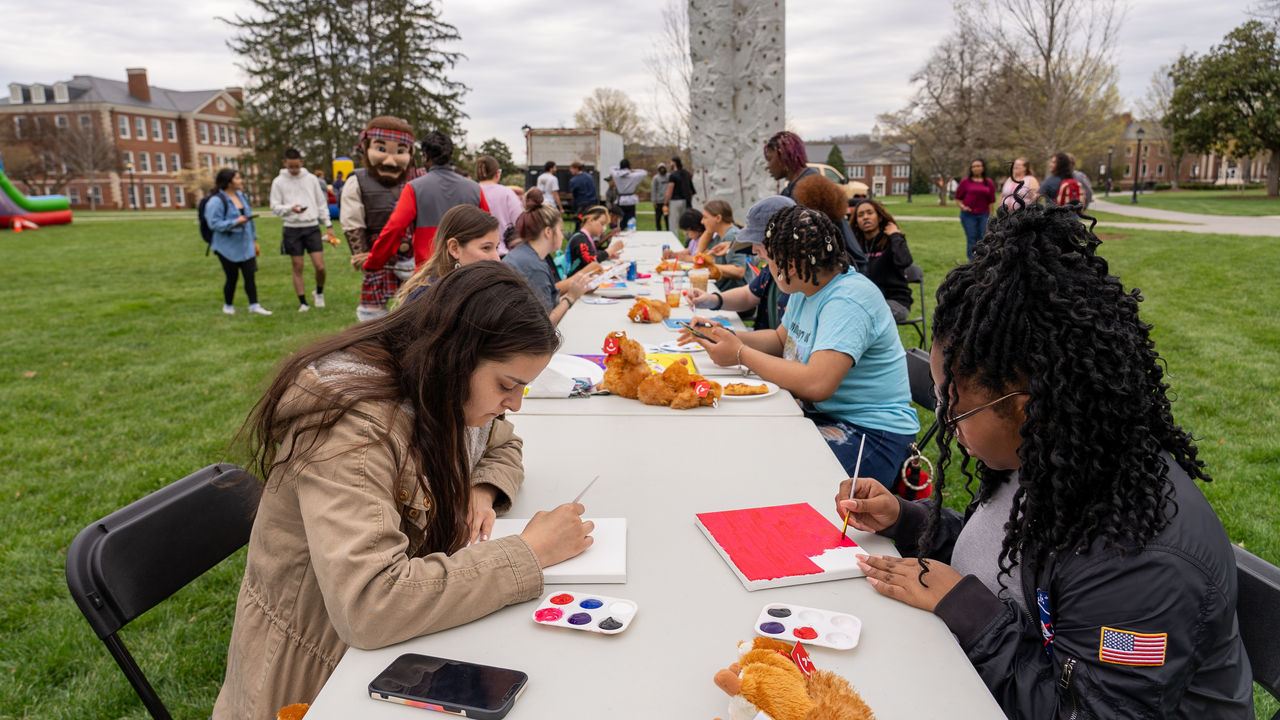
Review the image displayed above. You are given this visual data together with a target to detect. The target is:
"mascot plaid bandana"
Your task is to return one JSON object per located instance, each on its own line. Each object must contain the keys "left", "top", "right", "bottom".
{"left": 359, "top": 127, "right": 415, "bottom": 148}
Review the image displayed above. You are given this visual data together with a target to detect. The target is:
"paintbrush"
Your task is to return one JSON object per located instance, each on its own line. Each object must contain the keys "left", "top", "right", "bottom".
{"left": 572, "top": 475, "right": 600, "bottom": 505}
{"left": 839, "top": 434, "right": 868, "bottom": 541}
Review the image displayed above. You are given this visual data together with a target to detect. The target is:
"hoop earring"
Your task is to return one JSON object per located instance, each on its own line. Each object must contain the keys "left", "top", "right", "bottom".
{"left": 454, "top": 261, "right": 461, "bottom": 269}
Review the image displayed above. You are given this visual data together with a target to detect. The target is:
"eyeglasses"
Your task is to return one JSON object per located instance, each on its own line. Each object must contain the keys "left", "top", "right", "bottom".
{"left": 939, "top": 390, "right": 1030, "bottom": 430}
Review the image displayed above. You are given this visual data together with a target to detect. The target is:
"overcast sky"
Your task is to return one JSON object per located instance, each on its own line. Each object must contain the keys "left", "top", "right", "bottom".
{"left": 2, "top": 0, "right": 1256, "bottom": 159}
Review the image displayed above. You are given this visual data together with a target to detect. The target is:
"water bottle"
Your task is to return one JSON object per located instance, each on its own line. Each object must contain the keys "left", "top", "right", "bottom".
{"left": 625, "top": 217, "right": 637, "bottom": 232}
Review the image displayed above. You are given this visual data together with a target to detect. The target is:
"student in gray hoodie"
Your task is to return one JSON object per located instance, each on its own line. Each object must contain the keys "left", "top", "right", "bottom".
{"left": 270, "top": 148, "right": 337, "bottom": 311}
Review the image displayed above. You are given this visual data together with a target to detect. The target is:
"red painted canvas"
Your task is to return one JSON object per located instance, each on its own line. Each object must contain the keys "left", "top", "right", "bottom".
{"left": 695, "top": 503, "right": 869, "bottom": 591}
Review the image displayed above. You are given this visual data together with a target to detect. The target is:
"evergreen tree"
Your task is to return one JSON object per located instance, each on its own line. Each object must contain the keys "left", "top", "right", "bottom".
{"left": 826, "top": 145, "right": 846, "bottom": 173}
{"left": 477, "top": 138, "right": 521, "bottom": 179}
{"left": 224, "top": 0, "right": 466, "bottom": 190}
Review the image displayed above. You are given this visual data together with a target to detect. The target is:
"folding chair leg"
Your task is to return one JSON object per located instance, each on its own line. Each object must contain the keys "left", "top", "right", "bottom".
{"left": 103, "top": 633, "right": 174, "bottom": 720}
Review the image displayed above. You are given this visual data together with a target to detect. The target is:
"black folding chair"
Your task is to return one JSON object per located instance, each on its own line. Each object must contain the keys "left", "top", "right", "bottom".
{"left": 904, "top": 346, "right": 936, "bottom": 412}
{"left": 65, "top": 463, "right": 261, "bottom": 720}
{"left": 1234, "top": 545, "right": 1280, "bottom": 719}
{"left": 896, "top": 263, "right": 928, "bottom": 349}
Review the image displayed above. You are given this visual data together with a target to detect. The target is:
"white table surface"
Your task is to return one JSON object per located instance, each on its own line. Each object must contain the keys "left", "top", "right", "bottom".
{"left": 306, "top": 415, "right": 1003, "bottom": 719}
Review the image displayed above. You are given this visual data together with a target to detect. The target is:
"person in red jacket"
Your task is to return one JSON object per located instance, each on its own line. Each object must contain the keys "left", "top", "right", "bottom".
{"left": 955, "top": 158, "right": 996, "bottom": 261}
{"left": 363, "top": 130, "right": 489, "bottom": 276}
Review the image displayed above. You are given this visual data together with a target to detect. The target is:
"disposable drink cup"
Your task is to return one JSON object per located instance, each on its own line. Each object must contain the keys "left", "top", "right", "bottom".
{"left": 689, "top": 268, "right": 710, "bottom": 292}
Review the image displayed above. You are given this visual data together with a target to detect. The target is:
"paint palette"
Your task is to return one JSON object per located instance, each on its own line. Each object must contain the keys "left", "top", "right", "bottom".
{"left": 531, "top": 592, "right": 638, "bottom": 635}
{"left": 754, "top": 603, "right": 862, "bottom": 650}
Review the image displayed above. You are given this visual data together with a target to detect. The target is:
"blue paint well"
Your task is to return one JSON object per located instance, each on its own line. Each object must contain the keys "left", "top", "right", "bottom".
{"left": 579, "top": 598, "right": 604, "bottom": 609}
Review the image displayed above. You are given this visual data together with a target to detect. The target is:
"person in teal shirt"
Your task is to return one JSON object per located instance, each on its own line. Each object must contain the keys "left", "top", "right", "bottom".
{"left": 686, "top": 205, "right": 918, "bottom": 489}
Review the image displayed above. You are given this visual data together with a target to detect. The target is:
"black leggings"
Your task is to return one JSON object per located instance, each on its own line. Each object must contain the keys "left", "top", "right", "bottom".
{"left": 215, "top": 252, "right": 258, "bottom": 305}
{"left": 619, "top": 204, "right": 636, "bottom": 230}
{"left": 653, "top": 203, "right": 666, "bottom": 231}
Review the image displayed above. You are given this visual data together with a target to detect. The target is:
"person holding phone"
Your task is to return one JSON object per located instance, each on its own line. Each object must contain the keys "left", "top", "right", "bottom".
{"left": 212, "top": 262, "right": 595, "bottom": 720}
{"left": 204, "top": 168, "right": 271, "bottom": 315}
{"left": 270, "top": 147, "right": 336, "bottom": 311}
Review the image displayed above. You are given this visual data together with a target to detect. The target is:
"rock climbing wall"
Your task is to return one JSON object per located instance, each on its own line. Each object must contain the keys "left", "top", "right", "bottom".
{"left": 688, "top": 0, "right": 785, "bottom": 210}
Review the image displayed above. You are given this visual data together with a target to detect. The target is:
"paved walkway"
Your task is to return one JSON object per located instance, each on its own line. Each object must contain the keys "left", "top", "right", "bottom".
{"left": 896, "top": 200, "right": 1280, "bottom": 237}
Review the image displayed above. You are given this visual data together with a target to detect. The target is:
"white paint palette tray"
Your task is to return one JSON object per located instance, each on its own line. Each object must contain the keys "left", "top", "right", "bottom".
{"left": 531, "top": 591, "right": 638, "bottom": 635}
{"left": 754, "top": 603, "right": 862, "bottom": 650}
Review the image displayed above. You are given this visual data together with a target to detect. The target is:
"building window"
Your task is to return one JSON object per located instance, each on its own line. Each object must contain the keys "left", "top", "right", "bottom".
{"left": 198, "top": 122, "right": 209, "bottom": 144}
{"left": 55, "top": 115, "right": 69, "bottom": 129}
{"left": 138, "top": 153, "right": 150, "bottom": 173}
{"left": 1192, "top": 164, "right": 1199, "bottom": 178}
{"left": 135, "top": 116, "right": 147, "bottom": 140}
{"left": 166, "top": 120, "right": 176, "bottom": 142}
{"left": 1125, "top": 164, "right": 1131, "bottom": 177}
{"left": 1141, "top": 145, "right": 1149, "bottom": 158}
{"left": 13, "top": 116, "right": 25, "bottom": 140}
{"left": 79, "top": 114, "right": 93, "bottom": 130}
{"left": 170, "top": 153, "right": 181, "bottom": 172}
{"left": 151, "top": 118, "right": 162, "bottom": 139}
{"left": 118, "top": 115, "right": 130, "bottom": 138}
{"left": 1157, "top": 163, "right": 1164, "bottom": 177}
{"left": 90, "top": 185, "right": 103, "bottom": 206}
{"left": 847, "top": 165, "right": 865, "bottom": 178}
{"left": 238, "top": 129, "right": 246, "bottom": 146}
{"left": 1141, "top": 163, "right": 1148, "bottom": 177}
{"left": 175, "top": 185, "right": 185, "bottom": 206}
{"left": 892, "top": 165, "right": 909, "bottom": 178}
{"left": 159, "top": 185, "right": 170, "bottom": 206}
{"left": 201, "top": 154, "right": 212, "bottom": 168}
{"left": 69, "top": 187, "right": 81, "bottom": 204}
{"left": 143, "top": 185, "right": 155, "bottom": 207}
{"left": 127, "top": 185, "right": 137, "bottom": 208}
{"left": 891, "top": 181, "right": 908, "bottom": 194}
{"left": 223, "top": 125, "right": 233, "bottom": 145}
{"left": 123, "top": 150, "right": 134, "bottom": 168}
{"left": 155, "top": 153, "right": 166, "bottom": 174}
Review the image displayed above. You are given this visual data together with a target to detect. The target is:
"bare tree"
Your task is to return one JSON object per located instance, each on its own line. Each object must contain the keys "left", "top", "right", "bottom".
{"left": 1135, "top": 64, "right": 1181, "bottom": 189}
{"left": 61, "top": 125, "right": 120, "bottom": 209}
{"left": 0, "top": 118, "right": 76, "bottom": 194}
{"left": 574, "top": 88, "right": 650, "bottom": 145}
{"left": 643, "top": 0, "right": 691, "bottom": 151}
{"left": 968, "top": 0, "right": 1127, "bottom": 163}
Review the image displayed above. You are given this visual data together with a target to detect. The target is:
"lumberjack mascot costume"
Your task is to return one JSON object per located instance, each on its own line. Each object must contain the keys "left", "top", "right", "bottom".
{"left": 340, "top": 116, "right": 419, "bottom": 321}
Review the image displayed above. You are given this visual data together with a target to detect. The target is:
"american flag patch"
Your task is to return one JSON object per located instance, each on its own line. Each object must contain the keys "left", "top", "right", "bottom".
{"left": 1099, "top": 627, "right": 1167, "bottom": 666}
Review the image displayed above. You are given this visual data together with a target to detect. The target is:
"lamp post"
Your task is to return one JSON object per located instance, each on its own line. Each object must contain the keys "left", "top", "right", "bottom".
{"left": 1105, "top": 145, "right": 1114, "bottom": 197}
{"left": 1130, "top": 128, "right": 1145, "bottom": 205}
{"left": 124, "top": 161, "right": 138, "bottom": 210}
{"left": 521, "top": 124, "right": 531, "bottom": 167}
{"left": 906, "top": 140, "right": 914, "bottom": 204}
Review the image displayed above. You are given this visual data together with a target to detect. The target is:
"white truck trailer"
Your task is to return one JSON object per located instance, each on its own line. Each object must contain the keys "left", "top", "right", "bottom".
{"left": 522, "top": 128, "right": 624, "bottom": 207}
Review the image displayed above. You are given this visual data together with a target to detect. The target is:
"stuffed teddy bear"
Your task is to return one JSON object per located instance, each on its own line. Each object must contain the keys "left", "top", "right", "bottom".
{"left": 713, "top": 638, "right": 876, "bottom": 720}
{"left": 637, "top": 357, "right": 722, "bottom": 410}
{"left": 692, "top": 252, "right": 723, "bottom": 280}
{"left": 600, "top": 331, "right": 651, "bottom": 399}
{"left": 627, "top": 297, "right": 671, "bottom": 323}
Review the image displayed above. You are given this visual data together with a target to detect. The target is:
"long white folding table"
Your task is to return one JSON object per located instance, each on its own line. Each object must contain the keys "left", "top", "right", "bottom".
{"left": 306, "top": 415, "right": 1005, "bottom": 719}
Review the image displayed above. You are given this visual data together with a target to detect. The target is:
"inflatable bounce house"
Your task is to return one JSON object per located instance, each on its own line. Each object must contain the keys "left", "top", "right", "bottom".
{"left": 329, "top": 156, "right": 353, "bottom": 220}
{"left": 0, "top": 152, "right": 73, "bottom": 230}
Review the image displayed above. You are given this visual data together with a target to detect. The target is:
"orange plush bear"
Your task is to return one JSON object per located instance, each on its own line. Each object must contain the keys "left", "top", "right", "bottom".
{"left": 627, "top": 297, "right": 671, "bottom": 323}
{"left": 637, "top": 357, "right": 722, "bottom": 410}
{"left": 693, "top": 253, "right": 723, "bottom": 280}
{"left": 713, "top": 638, "right": 876, "bottom": 720}
{"left": 600, "top": 331, "right": 651, "bottom": 399}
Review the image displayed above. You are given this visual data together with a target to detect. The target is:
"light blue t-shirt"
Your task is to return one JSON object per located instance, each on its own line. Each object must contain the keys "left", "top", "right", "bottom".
{"left": 781, "top": 268, "right": 919, "bottom": 435}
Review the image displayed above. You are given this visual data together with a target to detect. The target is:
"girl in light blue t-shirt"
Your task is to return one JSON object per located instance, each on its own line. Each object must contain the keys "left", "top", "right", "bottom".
{"left": 685, "top": 205, "right": 919, "bottom": 489}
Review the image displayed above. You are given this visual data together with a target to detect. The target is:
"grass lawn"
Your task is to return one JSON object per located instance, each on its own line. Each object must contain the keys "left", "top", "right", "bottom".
{"left": 1, "top": 211, "right": 1277, "bottom": 719}
{"left": 1129, "top": 187, "right": 1280, "bottom": 216}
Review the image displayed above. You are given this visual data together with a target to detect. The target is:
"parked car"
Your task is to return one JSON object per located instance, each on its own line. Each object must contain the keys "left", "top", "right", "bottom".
{"left": 807, "top": 163, "right": 870, "bottom": 200}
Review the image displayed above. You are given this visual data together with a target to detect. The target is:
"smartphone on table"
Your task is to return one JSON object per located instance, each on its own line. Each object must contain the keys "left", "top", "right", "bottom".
{"left": 369, "top": 653, "right": 528, "bottom": 719}
{"left": 677, "top": 320, "right": 717, "bottom": 344}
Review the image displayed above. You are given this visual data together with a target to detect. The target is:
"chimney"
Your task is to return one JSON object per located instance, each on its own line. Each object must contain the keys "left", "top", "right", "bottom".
{"left": 126, "top": 68, "right": 151, "bottom": 103}
{"left": 225, "top": 86, "right": 244, "bottom": 104}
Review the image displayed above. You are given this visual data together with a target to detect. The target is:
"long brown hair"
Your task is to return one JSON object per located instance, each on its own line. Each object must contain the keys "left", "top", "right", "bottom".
{"left": 702, "top": 199, "right": 744, "bottom": 229}
{"left": 397, "top": 205, "right": 499, "bottom": 304}
{"left": 513, "top": 188, "right": 561, "bottom": 247}
{"left": 850, "top": 198, "right": 897, "bottom": 252}
{"left": 243, "top": 262, "right": 560, "bottom": 554}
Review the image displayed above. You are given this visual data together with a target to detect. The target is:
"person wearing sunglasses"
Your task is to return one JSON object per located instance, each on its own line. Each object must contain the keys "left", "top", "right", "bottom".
{"left": 833, "top": 203, "right": 1253, "bottom": 718}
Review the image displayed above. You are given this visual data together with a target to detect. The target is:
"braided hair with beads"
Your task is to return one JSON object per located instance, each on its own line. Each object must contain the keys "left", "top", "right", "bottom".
{"left": 921, "top": 201, "right": 1210, "bottom": 582}
{"left": 761, "top": 205, "right": 849, "bottom": 286}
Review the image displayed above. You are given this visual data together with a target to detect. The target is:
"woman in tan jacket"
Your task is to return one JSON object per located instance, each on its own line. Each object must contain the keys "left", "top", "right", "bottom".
{"left": 213, "top": 262, "right": 594, "bottom": 719}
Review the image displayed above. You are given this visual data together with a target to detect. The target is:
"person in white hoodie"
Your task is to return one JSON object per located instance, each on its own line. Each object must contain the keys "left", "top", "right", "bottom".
{"left": 609, "top": 158, "right": 648, "bottom": 230}
{"left": 271, "top": 148, "right": 337, "bottom": 311}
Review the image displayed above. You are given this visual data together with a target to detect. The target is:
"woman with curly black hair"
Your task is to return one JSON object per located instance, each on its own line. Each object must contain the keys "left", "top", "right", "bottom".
{"left": 689, "top": 205, "right": 919, "bottom": 488}
{"left": 837, "top": 203, "right": 1253, "bottom": 718}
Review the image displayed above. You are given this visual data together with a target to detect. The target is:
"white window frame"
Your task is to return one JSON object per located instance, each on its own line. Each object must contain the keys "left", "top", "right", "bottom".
{"left": 155, "top": 152, "right": 166, "bottom": 174}
{"left": 123, "top": 150, "right": 134, "bottom": 168}
{"left": 143, "top": 185, "right": 155, "bottom": 207}
{"left": 13, "top": 116, "right": 26, "bottom": 140}
{"left": 170, "top": 153, "right": 181, "bottom": 172}
{"left": 892, "top": 165, "right": 909, "bottom": 178}
{"left": 175, "top": 185, "right": 185, "bottom": 206}
{"left": 138, "top": 152, "right": 150, "bottom": 173}
{"left": 159, "top": 185, "right": 170, "bottom": 206}
{"left": 166, "top": 120, "right": 176, "bottom": 142}
{"left": 118, "top": 115, "right": 130, "bottom": 138}
{"left": 135, "top": 116, "right": 147, "bottom": 140}
{"left": 1157, "top": 163, "right": 1164, "bottom": 177}
{"left": 891, "top": 181, "right": 908, "bottom": 194}
{"left": 55, "top": 114, "right": 69, "bottom": 129}
{"left": 68, "top": 186, "right": 81, "bottom": 204}
{"left": 79, "top": 114, "right": 93, "bottom": 130}
{"left": 127, "top": 185, "right": 137, "bottom": 208}
{"left": 151, "top": 118, "right": 162, "bottom": 139}
{"left": 90, "top": 185, "right": 103, "bottom": 205}
{"left": 198, "top": 122, "right": 209, "bottom": 144}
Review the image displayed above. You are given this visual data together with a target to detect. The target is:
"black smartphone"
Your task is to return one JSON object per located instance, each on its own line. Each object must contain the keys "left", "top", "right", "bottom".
{"left": 677, "top": 320, "right": 717, "bottom": 344}
{"left": 369, "top": 653, "right": 528, "bottom": 719}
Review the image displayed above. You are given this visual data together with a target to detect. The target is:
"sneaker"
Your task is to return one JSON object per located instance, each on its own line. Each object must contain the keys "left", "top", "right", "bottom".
{"left": 312, "top": 291, "right": 325, "bottom": 308}
{"left": 298, "top": 304, "right": 310, "bottom": 313}
{"left": 249, "top": 304, "right": 273, "bottom": 316}
{"left": 222, "top": 304, "right": 235, "bottom": 315}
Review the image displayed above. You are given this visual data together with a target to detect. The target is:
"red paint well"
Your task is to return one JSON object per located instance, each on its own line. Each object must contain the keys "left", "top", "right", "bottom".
{"left": 793, "top": 626, "right": 818, "bottom": 640}
{"left": 696, "top": 503, "right": 860, "bottom": 581}
{"left": 549, "top": 593, "right": 575, "bottom": 605}
{"left": 535, "top": 607, "right": 564, "bottom": 622}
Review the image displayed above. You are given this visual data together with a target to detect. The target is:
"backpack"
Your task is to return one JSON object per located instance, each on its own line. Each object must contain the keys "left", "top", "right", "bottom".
{"left": 1055, "top": 177, "right": 1082, "bottom": 207}
{"left": 197, "top": 193, "right": 220, "bottom": 253}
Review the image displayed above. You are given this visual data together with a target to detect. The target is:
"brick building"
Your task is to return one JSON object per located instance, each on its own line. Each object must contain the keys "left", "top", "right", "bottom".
{"left": 0, "top": 68, "right": 251, "bottom": 210}
{"left": 805, "top": 133, "right": 912, "bottom": 196}
{"left": 1118, "top": 119, "right": 1271, "bottom": 190}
